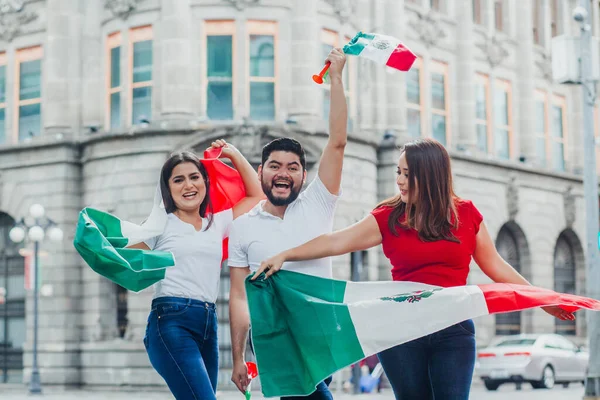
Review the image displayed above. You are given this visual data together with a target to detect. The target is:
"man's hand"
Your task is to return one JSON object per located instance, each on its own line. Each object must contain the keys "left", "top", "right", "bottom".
{"left": 231, "top": 360, "right": 249, "bottom": 394}
{"left": 326, "top": 47, "right": 346, "bottom": 80}
{"left": 542, "top": 305, "right": 576, "bottom": 321}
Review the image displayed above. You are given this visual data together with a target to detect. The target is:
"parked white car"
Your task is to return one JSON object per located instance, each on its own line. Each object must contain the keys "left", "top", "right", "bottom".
{"left": 475, "top": 334, "right": 588, "bottom": 391}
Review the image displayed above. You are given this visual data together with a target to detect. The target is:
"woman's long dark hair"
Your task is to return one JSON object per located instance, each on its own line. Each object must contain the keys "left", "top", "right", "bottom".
{"left": 377, "top": 138, "right": 459, "bottom": 243}
{"left": 160, "top": 151, "right": 214, "bottom": 231}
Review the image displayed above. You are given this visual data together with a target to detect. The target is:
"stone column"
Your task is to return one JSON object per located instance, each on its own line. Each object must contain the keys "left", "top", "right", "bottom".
{"left": 288, "top": 0, "right": 320, "bottom": 124}
{"left": 515, "top": 0, "right": 536, "bottom": 164}
{"left": 44, "top": 0, "right": 83, "bottom": 136}
{"left": 81, "top": 0, "right": 103, "bottom": 133}
{"left": 157, "top": 0, "right": 196, "bottom": 121}
{"left": 454, "top": 0, "right": 477, "bottom": 153}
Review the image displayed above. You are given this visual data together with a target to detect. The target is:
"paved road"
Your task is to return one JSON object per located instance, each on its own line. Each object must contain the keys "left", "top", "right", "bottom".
{"left": 0, "top": 383, "right": 585, "bottom": 399}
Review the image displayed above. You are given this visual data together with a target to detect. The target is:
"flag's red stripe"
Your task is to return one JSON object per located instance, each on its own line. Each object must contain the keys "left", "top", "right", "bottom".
{"left": 385, "top": 43, "right": 417, "bottom": 72}
{"left": 479, "top": 283, "right": 600, "bottom": 314}
{"left": 202, "top": 148, "right": 246, "bottom": 264}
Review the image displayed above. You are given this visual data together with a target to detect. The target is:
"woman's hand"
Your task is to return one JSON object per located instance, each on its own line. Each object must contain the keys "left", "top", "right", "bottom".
{"left": 207, "top": 139, "right": 239, "bottom": 160}
{"left": 542, "top": 305, "right": 576, "bottom": 321}
{"left": 252, "top": 253, "right": 287, "bottom": 280}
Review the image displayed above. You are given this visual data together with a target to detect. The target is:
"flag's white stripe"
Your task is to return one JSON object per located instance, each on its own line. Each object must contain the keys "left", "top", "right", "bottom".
{"left": 348, "top": 285, "right": 489, "bottom": 356}
{"left": 120, "top": 185, "right": 168, "bottom": 245}
{"left": 360, "top": 34, "right": 402, "bottom": 65}
{"left": 344, "top": 281, "right": 440, "bottom": 303}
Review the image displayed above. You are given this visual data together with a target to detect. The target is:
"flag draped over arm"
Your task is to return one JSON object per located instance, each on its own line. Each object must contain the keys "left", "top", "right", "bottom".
{"left": 73, "top": 148, "right": 245, "bottom": 292}
{"left": 245, "top": 270, "right": 600, "bottom": 398}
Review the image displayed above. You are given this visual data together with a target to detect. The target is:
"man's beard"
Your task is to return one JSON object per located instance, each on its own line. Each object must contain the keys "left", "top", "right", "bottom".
{"left": 262, "top": 179, "right": 301, "bottom": 206}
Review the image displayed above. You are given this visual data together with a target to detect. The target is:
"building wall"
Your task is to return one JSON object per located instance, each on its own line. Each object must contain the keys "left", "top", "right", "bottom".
{"left": 0, "top": 0, "right": 593, "bottom": 389}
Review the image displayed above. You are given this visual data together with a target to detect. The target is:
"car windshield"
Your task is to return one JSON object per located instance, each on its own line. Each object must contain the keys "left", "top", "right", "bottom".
{"left": 495, "top": 338, "right": 536, "bottom": 347}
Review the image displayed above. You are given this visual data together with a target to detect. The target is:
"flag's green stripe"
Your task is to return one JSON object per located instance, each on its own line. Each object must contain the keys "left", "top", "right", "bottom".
{"left": 74, "top": 208, "right": 173, "bottom": 292}
{"left": 343, "top": 31, "right": 376, "bottom": 56}
{"left": 246, "top": 271, "right": 364, "bottom": 397}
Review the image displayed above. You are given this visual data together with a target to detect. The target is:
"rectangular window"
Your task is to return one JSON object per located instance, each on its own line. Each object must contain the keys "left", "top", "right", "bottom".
{"left": 431, "top": 61, "right": 449, "bottom": 146}
{"left": 494, "top": 79, "right": 512, "bottom": 159}
{"left": 0, "top": 53, "right": 6, "bottom": 144}
{"left": 248, "top": 21, "right": 277, "bottom": 121}
{"left": 16, "top": 46, "right": 42, "bottom": 142}
{"left": 206, "top": 21, "right": 235, "bottom": 120}
{"left": 535, "top": 90, "right": 547, "bottom": 166}
{"left": 494, "top": 0, "right": 504, "bottom": 32}
{"left": 130, "top": 26, "right": 153, "bottom": 125}
{"left": 475, "top": 74, "right": 490, "bottom": 153}
{"left": 107, "top": 32, "right": 121, "bottom": 130}
{"left": 406, "top": 57, "right": 423, "bottom": 138}
{"left": 473, "top": 0, "right": 482, "bottom": 24}
{"left": 551, "top": 96, "right": 567, "bottom": 172}
{"left": 430, "top": 0, "right": 441, "bottom": 11}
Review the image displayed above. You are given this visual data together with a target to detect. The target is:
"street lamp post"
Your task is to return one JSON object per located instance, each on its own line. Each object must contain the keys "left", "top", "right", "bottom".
{"left": 8, "top": 204, "right": 63, "bottom": 395}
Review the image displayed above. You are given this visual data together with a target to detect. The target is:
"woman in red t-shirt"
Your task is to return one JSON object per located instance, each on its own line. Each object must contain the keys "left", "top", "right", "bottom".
{"left": 255, "top": 138, "right": 573, "bottom": 399}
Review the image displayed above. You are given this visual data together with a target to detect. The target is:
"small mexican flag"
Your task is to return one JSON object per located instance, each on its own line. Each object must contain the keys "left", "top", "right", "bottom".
{"left": 343, "top": 31, "right": 416, "bottom": 71}
{"left": 245, "top": 270, "right": 600, "bottom": 397}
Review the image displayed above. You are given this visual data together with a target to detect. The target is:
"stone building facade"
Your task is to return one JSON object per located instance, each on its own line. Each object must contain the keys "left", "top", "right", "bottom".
{"left": 0, "top": 0, "right": 595, "bottom": 390}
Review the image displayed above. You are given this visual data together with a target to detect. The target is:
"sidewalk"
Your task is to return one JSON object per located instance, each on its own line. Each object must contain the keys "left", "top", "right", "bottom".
{"left": 0, "top": 387, "right": 396, "bottom": 400}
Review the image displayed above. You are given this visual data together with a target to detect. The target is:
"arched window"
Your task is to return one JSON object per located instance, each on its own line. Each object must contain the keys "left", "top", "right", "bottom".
{"left": 554, "top": 233, "right": 576, "bottom": 335}
{"left": 0, "top": 212, "right": 25, "bottom": 383}
{"left": 495, "top": 226, "right": 521, "bottom": 335}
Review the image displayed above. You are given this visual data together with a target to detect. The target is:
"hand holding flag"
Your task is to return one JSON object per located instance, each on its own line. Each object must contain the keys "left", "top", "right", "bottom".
{"left": 313, "top": 31, "right": 417, "bottom": 84}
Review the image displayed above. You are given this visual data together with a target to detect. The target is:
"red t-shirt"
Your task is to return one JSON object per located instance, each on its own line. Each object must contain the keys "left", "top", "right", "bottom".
{"left": 370, "top": 199, "right": 483, "bottom": 288}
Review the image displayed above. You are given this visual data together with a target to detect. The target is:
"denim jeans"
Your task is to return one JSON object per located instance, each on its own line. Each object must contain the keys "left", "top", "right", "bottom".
{"left": 281, "top": 376, "right": 333, "bottom": 400}
{"left": 378, "top": 319, "right": 476, "bottom": 400}
{"left": 144, "top": 297, "right": 219, "bottom": 400}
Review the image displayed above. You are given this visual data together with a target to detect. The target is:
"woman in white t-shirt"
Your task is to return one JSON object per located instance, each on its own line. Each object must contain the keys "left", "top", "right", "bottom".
{"left": 130, "top": 140, "right": 263, "bottom": 400}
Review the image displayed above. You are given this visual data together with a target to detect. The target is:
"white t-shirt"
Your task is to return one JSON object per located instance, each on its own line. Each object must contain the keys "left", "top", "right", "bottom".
{"left": 228, "top": 176, "right": 339, "bottom": 279}
{"left": 145, "top": 209, "right": 233, "bottom": 303}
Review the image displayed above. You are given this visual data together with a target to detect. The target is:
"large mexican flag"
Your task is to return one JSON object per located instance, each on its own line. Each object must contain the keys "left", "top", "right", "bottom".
{"left": 73, "top": 148, "right": 245, "bottom": 292}
{"left": 245, "top": 270, "right": 600, "bottom": 397}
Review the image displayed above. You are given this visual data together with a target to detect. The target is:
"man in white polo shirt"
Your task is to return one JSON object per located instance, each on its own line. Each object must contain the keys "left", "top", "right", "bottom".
{"left": 228, "top": 48, "right": 347, "bottom": 400}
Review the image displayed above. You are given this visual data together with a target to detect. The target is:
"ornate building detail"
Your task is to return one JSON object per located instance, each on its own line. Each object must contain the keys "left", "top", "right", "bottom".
{"left": 0, "top": 0, "right": 37, "bottom": 42}
{"left": 105, "top": 0, "right": 142, "bottom": 20}
{"left": 563, "top": 185, "right": 576, "bottom": 228}
{"left": 507, "top": 175, "right": 519, "bottom": 221}
{"left": 537, "top": 51, "right": 553, "bottom": 81}
{"left": 408, "top": 11, "right": 446, "bottom": 48}
{"left": 324, "top": 0, "right": 357, "bottom": 25}
{"left": 225, "top": 0, "right": 260, "bottom": 11}
{"left": 476, "top": 36, "right": 509, "bottom": 68}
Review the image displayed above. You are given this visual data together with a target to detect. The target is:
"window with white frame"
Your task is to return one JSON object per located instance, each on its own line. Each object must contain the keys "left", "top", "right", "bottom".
{"left": 475, "top": 73, "right": 490, "bottom": 153}
{"left": 130, "top": 26, "right": 153, "bottom": 125}
{"left": 16, "top": 46, "right": 42, "bottom": 142}
{"left": 493, "top": 79, "right": 512, "bottom": 159}
{"left": 107, "top": 32, "right": 121, "bottom": 130}
{"left": 431, "top": 61, "right": 449, "bottom": 146}
{"left": 206, "top": 21, "right": 235, "bottom": 120}
{"left": 535, "top": 91, "right": 567, "bottom": 171}
{"left": 248, "top": 21, "right": 277, "bottom": 121}
{"left": 406, "top": 57, "right": 423, "bottom": 138}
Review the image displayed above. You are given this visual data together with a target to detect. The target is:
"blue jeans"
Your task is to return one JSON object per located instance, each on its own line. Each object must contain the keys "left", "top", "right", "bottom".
{"left": 378, "top": 320, "right": 476, "bottom": 400}
{"left": 282, "top": 376, "right": 333, "bottom": 400}
{"left": 144, "top": 297, "right": 219, "bottom": 400}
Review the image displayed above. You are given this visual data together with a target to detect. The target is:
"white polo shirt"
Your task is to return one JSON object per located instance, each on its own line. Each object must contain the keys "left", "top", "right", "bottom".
{"left": 228, "top": 176, "right": 339, "bottom": 279}
{"left": 145, "top": 210, "right": 232, "bottom": 303}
